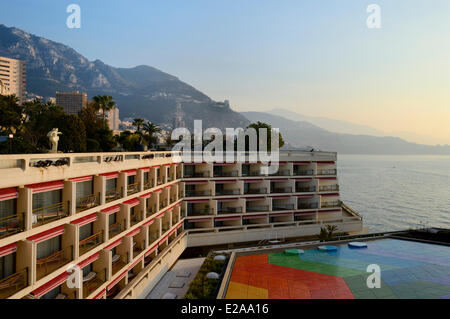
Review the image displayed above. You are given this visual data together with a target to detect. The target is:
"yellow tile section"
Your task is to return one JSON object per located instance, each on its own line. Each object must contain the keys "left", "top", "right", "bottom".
{"left": 225, "top": 281, "right": 268, "bottom": 299}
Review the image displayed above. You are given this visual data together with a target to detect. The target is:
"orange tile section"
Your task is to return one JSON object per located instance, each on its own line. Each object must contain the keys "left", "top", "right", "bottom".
{"left": 227, "top": 254, "right": 354, "bottom": 299}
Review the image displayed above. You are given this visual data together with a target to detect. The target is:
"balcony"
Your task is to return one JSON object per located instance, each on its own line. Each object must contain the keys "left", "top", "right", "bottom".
{"left": 133, "top": 242, "right": 144, "bottom": 258}
{"left": 76, "top": 194, "right": 99, "bottom": 212}
{"left": 319, "top": 185, "right": 339, "bottom": 192}
{"left": 246, "top": 205, "right": 269, "bottom": 212}
{"left": 215, "top": 189, "right": 240, "bottom": 196}
{"left": 0, "top": 213, "right": 25, "bottom": 239}
{"left": 217, "top": 207, "right": 243, "bottom": 214}
{"left": 244, "top": 170, "right": 264, "bottom": 177}
{"left": 32, "top": 202, "right": 69, "bottom": 227}
{"left": 146, "top": 206, "right": 156, "bottom": 217}
{"left": 0, "top": 268, "right": 28, "bottom": 298}
{"left": 170, "top": 196, "right": 177, "bottom": 204}
{"left": 317, "top": 169, "right": 337, "bottom": 176}
{"left": 296, "top": 186, "right": 316, "bottom": 193}
{"left": 185, "top": 190, "right": 212, "bottom": 197}
{"left": 294, "top": 169, "right": 314, "bottom": 176}
{"left": 108, "top": 223, "right": 123, "bottom": 239}
{"left": 183, "top": 171, "right": 210, "bottom": 178}
{"left": 321, "top": 201, "right": 340, "bottom": 208}
{"left": 36, "top": 246, "right": 73, "bottom": 280}
{"left": 127, "top": 183, "right": 140, "bottom": 196}
{"left": 130, "top": 212, "right": 141, "bottom": 226}
{"left": 269, "top": 169, "right": 291, "bottom": 176}
{"left": 149, "top": 233, "right": 159, "bottom": 244}
{"left": 272, "top": 204, "right": 294, "bottom": 211}
{"left": 161, "top": 223, "right": 170, "bottom": 233}
{"left": 160, "top": 198, "right": 169, "bottom": 209}
{"left": 272, "top": 187, "right": 292, "bottom": 194}
{"left": 144, "top": 180, "right": 154, "bottom": 190}
{"left": 244, "top": 188, "right": 267, "bottom": 195}
{"left": 214, "top": 171, "right": 238, "bottom": 177}
{"left": 156, "top": 178, "right": 164, "bottom": 186}
{"left": 297, "top": 202, "right": 319, "bottom": 209}
{"left": 112, "top": 253, "right": 128, "bottom": 275}
{"left": 105, "top": 187, "right": 121, "bottom": 203}
{"left": 83, "top": 268, "right": 106, "bottom": 298}
{"left": 79, "top": 231, "right": 103, "bottom": 256}
{"left": 187, "top": 208, "right": 214, "bottom": 216}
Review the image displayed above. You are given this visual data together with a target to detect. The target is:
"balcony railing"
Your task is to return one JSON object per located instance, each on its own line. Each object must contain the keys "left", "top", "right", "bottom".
{"left": 215, "top": 189, "right": 240, "bottom": 196}
{"left": 244, "top": 188, "right": 267, "bottom": 194}
{"left": 214, "top": 171, "right": 238, "bottom": 177}
{"left": 79, "top": 231, "right": 103, "bottom": 256}
{"left": 149, "top": 233, "right": 159, "bottom": 243}
{"left": 183, "top": 171, "right": 210, "bottom": 178}
{"left": 156, "top": 178, "right": 164, "bottom": 186}
{"left": 269, "top": 169, "right": 291, "bottom": 176}
{"left": 317, "top": 169, "right": 337, "bottom": 176}
{"left": 127, "top": 183, "right": 140, "bottom": 195}
{"left": 170, "top": 196, "right": 177, "bottom": 204}
{"left": 246, "top": 205, "right": 269, "bottom": 212}
{"left": 112, "top": 253, "right": 128, "bottom": 275}
{"left": 319, "top": 185, "right": 339, "bottom": 192}
{"left": 146, "top": 206, "right": 156, "bottom": 217}
{"left": 321, "top": 201, "right": 340, "bottom": 208}
{"left": 109, "top": 223, "right": 123, "bottom": 239}
{"left": 32, "top": 202, "right": 69, "bottom": 227}
{"left": 105, "top": 187, "right": 121, "bottom": 203}
{"left": 217, "top": 207, "right": 243, "bottom": 214}
{"left": 161, "top": 224, "right": 170, "bottom": 233}
{"left": 272, "top": 204, "right": 294, "bottom": 211}
{"left": 133, "top": 242, "right": 144, "bottom": 258}
{"left": 294, "top": 169, "right": 314, "bottom": 176}
{"left": 144, "top": 180, "right": 154, "bottom": 190}
{"left": 76, "top": 193, "right": 99, "bottom": 212}
{"left": 187, "top": 208, "right": 214, "bottom": 216}
{"left": 83, "top": 268, "right": 106, "bottom": 298}
{"left": 0, "top": 268, "right": 28, "bottom": 298}
{"left": 296, "top": 186, "right": 316, "bottom": 193}
{"left": 130, "top": 212, "right": 141, "bottom": 226}
{"left": 0, "top": 213, "right": 25, "bottom": 239}
{"left": 272, "top": 187, "right": 292, "bottom": 193}
{"left": 160, "top": 199, "right": 169, "bottom": 208}
{"left": 36, "top": 246, "right": 73, "bottom": 280}
{"left": 297, "top": 202, "right": 319, "bottom": 209}
{"left": 185, "top": 190, "right": 212, "bottom": 197}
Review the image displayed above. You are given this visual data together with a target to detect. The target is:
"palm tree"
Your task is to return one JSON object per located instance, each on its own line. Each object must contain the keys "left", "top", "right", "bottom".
{"left": 132, "top": 118, "right": 145, "bottom": 133}
{"left": 142, "top": 121, "right": 161, "bottom": 149}
{"left": 92, "top": 95, "right": 116, "bottom": 129}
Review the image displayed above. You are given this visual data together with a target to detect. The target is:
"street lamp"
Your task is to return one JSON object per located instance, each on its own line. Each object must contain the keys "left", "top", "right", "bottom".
{"left": 8, "top": 134, "right": 13, "bottom": 153}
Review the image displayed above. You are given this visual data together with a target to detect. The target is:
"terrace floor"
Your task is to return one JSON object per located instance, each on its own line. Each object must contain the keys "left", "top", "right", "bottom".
{"left": 225, "top": 238, "right": 450, "bottom": 299}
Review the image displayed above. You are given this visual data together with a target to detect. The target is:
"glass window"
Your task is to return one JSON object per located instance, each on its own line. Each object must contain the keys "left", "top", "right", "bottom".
{"left": 37, "top": 236, "right": 61, "bottom": 259}
{"left": 76, "top": 180, "right": 93, "bottom": 199}
{"left": 0, "top": 199, "right": 16, "bottom": 219}
{"left": 0, "top": 252, "right": 16, "bottom": 279}
{"left": 33, "top": 190, "right": 62, "bottom": 210}
{"left": 106, "top": 179, "right": 117, "bottom": 191}
{"left": 79, "top": 223, "right": 93, "bottom": 241}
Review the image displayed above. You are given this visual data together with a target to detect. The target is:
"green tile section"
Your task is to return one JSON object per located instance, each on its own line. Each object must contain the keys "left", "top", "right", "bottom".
{"left": 344, "top": 274, "right": 397, "bottom": 299}
{"left": 390, "top": 281, "right": 450, "bottom": 299}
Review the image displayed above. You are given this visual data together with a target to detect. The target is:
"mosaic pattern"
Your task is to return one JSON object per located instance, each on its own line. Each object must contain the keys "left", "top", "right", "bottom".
{"left": 225, "top": 239, "right": 450, "bottom": 299}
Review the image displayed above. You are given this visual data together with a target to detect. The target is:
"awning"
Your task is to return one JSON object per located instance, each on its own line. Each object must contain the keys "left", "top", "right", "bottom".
{"left": 213, "top": 180, "right": 237, "bottom": 184}
{"left": 78, "top": 252, "right": 100, "bottom": 269}
{"left": 0, "top": 243, "right": 17, "bottom": 258}
{"left": 71, "top": 213, "right": 98, "bottom": 227}
{"left": 69, "top": 175, "right": 93, "bottom": 182}
{"left": 293, "top": 161, "right": 310, "bottom": 165}
{"left": 294, "top": 178, "right": 312, "bottom": 181}
{"left": 93, "top": 289, "right": 106, "bottom": 299}
{"left": 122, "top": 169, "right": 136, "bottom": 176}
{"left": 243, "top": 179, "right": 263, "bottom": 183}
{"left": 215, "top": 216, "right": 241, "bottom": 221}
{"left": 104, "top": 238, "right": 122, "bottom": 250}
{"left": 32, "top": 272, "right": 68, "bottom": 298}
{"left": 215, "top": 198, "right": 238, "bottom": 202}
{"left": 243, "top": 214, "right": 267, "bottom": 219}
{"left": 0, "top": 187, "right": 18, "bottom": 201}
{"left": 26, "top": 181, "right": 64, "bottom": 194}
{"left": 126, "top": 227, "right": 141, "bottom": 237}
{"left": 128, "top": 257, "right": 142, "bottom": 271}
{"left": 140, "top": 192, "right": 152, "bottom": 199}
{"left": 100, "top": 172, "right": 119, "bottom": 180}
{"left": 101, "top": 204, "right": 121, "bottom": 215}
{"left": 107, "top": 270, "right": 127, "bottom": 291}
{"left": 140, "top": 167, "right": 150, "bottom": 173}
{"left": 123, "top": 198, "right": 140, "bottom": 207}
{"left": 142, "top": 218, "right": 154, "bottom": 227}
{"left": 188, "top": 217, "right": 212, "bottom": 223}
{"left": 27, "top": 225, "right": 65, "bottom": 243}
{"left": 317, "top": 177, "right": 337, "bottom": 180}
{"left": 184, "top": 180, "right": 208, "bottom": 185}
{"left": 245, "top": 197, "right": 265, "bottom": 201}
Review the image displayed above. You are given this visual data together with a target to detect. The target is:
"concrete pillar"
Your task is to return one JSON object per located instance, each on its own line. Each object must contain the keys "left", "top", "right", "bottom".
{"left": 63, "top": 181, "right": 76, "bottom": 216}
{"left": 18, "top": 187, "right": 32, "bottom": 231}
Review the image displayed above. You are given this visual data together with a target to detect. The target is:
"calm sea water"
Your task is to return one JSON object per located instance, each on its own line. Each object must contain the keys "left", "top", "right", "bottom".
{"left": 337, "top": 155, "right": 450, "bottom": 233}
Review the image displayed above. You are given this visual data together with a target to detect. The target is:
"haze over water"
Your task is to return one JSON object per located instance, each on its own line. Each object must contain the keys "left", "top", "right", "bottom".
{"left": 338, "top": 155, "right": 450, "bottom": 233}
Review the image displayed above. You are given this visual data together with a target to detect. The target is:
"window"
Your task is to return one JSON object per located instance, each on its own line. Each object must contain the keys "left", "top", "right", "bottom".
{"left": 41, "top": 286, "right": 61, "bottom": 300}
{"left": 108, "top": 214, "right": 116, "bottom": 226}
{"left": 0, "top": 252, "right": 16, "bottom": 280}
{"left": 37, "top": 236, "right": 61, "bottom": 259}
{"left": 0, "top": 199, "right": 16, "bottom": 219}
{"left": 76, "top": 180, "right": 93, "bottom": 199}
{"left": 33, "top": 190, "right": 62, "bottom": 210}
{"left": 79, "top": 223, "right": 93, "bottom": 241}
{"left": 127, "top": 175, "right": 135, "bottom": 185}
{"left": 106, "top": 179, "right": 117, "bottom": 191}
{"left": 82, "top": 263, "right": 92, "bottom": 277}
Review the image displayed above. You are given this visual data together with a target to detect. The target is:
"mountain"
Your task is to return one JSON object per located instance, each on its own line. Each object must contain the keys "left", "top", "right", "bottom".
{"left": 241, "top": 112, "right": 450, "bottom": 155}
{"left": 0, "top": 24, "right": 249, "bottom": 130}
{"left": 268, "top": 108, "right": 448, "bottom": 145}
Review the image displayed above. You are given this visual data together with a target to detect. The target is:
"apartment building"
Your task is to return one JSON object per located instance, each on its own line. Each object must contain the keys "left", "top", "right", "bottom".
{"left": 0, "top": 150, "right": 362, "bottom": 299}
{"left": 0, "top": 56, "right": 26, "bottom": 104}
{"left": 55, "top": 91, "right": 88, "bottom": 115}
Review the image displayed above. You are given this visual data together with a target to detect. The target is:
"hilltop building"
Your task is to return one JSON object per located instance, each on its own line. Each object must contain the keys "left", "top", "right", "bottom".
{"left": 0, "top": 56, "right": 27, "bottom": 104}
{"left": 56, "top": 91, "right": 87, "bottom": 115}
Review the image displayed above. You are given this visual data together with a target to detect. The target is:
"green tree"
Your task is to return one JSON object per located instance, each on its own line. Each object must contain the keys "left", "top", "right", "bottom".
{"left": 80, "top": 101, "right": 115, "bottom": 152}
{"left": 92, "top": 95, "right": 116, "bottom": 129}
{"left": 142, "top": 121, "right": 161, "bottom": 149}
{"left": 0, "top": 94, "right": 25, "bottom": 135}
{"left": 58, "top": 114, "right": 87, "bottom": 152}
{"left": 247, "top": 121, "right": 285, "bottom": 151}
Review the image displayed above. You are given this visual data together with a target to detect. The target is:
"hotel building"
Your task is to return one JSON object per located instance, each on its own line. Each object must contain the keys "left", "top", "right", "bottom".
{"left": 55, "top": 91, "right": 88, "bottom": 115}
{"left": 0, "top": 56, "right": 26, "bottom": 104}
{"left": 0, "top": 150, "right": 362, "bottom": 299}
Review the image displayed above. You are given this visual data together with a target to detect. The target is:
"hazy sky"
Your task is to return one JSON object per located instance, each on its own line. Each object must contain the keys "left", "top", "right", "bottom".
{"left": 1, "top": 0, "right": 450, "bottom": 144}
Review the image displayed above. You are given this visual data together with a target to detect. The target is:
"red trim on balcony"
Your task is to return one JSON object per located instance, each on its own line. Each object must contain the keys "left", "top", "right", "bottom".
{"left": 123, "top": 198, "right": 140, "bottom": 207}
{"left": 100, "top": 172, "right": 119, "bottom": 180}
{"left": 270, "top": 178, "right": 289, "bottom": 182}
{"left": 0, "top": 243, "right": 17, "bottom": 258}
{"left": 188, "top": 217, "right": 212, "bottom": 222}
{"left": 271, "top": 195, "right": 291, "bottom": 199}
{"left": 294, "top": 211, "right": 316, "bottom": 215}
{"left": 213, "top": 179, "right": 237, "bottom": 184}
{"left": 101, "top": 205, "right": 121, "bottom": 215}
{"left": 158, "top": 235, "right": 169, "bottom": 245}
{"left": 169, "top": 227, "right": 177, "bottom": 236}
{"left": 243, "top": 179, "right": 263, "bottom": 183}
{"left": 296, "top": 194, "right": 314, "bottom": 198}
{"left": 126, "top": 228, "right": 141, "bottom": 237}
{"left": 78, "top": 252, "right": 100, "bottom": 269}
{"left": 71, "top": 213, "right": 97, "bottom": 227}
{"left": 175, "top": 202, "right": 181, "bottom": 207}
{"left": 316, "top": 161, "right": 335, "bottom": 164}
{"left": 213, "top": 162, "right": 236, "bottom": 166}
{"left": 184, "top": 180, "right": 208, "bottom": 185}
{"left": 140, "top": 167, "right": 150, "bottom": 173}
{"left": 243, "top": 214, "right": 267, "bottom": 219}
{"left": 245, "top": 196, "right": 265, "bottom": 201}
{"left": 294, "top": 178, "right": 312, "bottom": 181}
{"left": 26, "top": 180, "right": 64, "bottom": 194}
{"left": 186, "top": 199, "right": 209, "bottom": 203}
{"left": 270, "top": 212, "right": 292, "bottom": 217}
{"left": 140, "top": 192, "right": 152, "bottom": 199}
{"left": 32, "top": 272, "right": 68, "bottom": 298}
{"left": 107, "top": 270, "right": 127, "bottom": 291}
{"left": 164, "top": 185, "right": 172, "bottom": 189}
{"left": 293, "top": 161, "right": 311, "bottom": 165}
{"left": 142, "top": 218, "right": 154, "bottom": 227}
{"left": 319, "top": 209, "right": 342, "bottom": 213}
{"left": 0, "top": 187, "right": 18, "bottom": 201}
{"left": 321, "top": 193, "right": 339, "bottom": 197}
{"left": 104, "top": 238, "right": 122, "bottom": 250}
{"left": 151, "top": 165, "right": 161, "bottom": 168}
{"left": 69, "top": 175, "right": 93, "bottom": 182}
{"left": 145, "top": 244, "right": 158, "bottom": 257}
{"left": 317, "top": 177, "right": 337, "bottom": 180}
{"left": 215, "top": 216, "right": 241, "bottom": 221}
{"left": 27, "top": 225, "right": 65, "bottom": 243}
{"left": 93, "top": 289, "right": 106, "bottom": 299}
{"left": 163, "top": 164, "right": 171, "bottom": 167}
{"left": 122, "top": 169, "right": 136, "bottom": 176}
{"left": 215, "top": 197, "right": 239, "bottom": 202}
{"left": 128, "top": 257, "right": 142, "bottom": 271}
{"left": 153, "top": 188, "right": 162, "bottom": 193}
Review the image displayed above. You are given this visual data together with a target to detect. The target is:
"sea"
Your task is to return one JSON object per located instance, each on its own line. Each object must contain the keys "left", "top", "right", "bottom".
{"left": 337, "top": 155, "right": 450, "bottom": 233}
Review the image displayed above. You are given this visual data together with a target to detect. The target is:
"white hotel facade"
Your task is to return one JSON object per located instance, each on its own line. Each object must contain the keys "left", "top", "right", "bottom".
{"left": 0, "top": 150, "right": 362, "bottom": 299}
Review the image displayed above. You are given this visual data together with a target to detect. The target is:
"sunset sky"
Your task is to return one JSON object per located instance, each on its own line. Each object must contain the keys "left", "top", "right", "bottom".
{"left": 2, "top": 0, "right": 450, "bottom": 144}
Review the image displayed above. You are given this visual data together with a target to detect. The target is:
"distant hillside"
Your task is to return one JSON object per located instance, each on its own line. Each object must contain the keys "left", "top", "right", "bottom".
{"left": 241, "top": 112, "right": 450, "bottom": 155}
{"left": 0, "top": 24, "right": 249, "bottom": 130}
